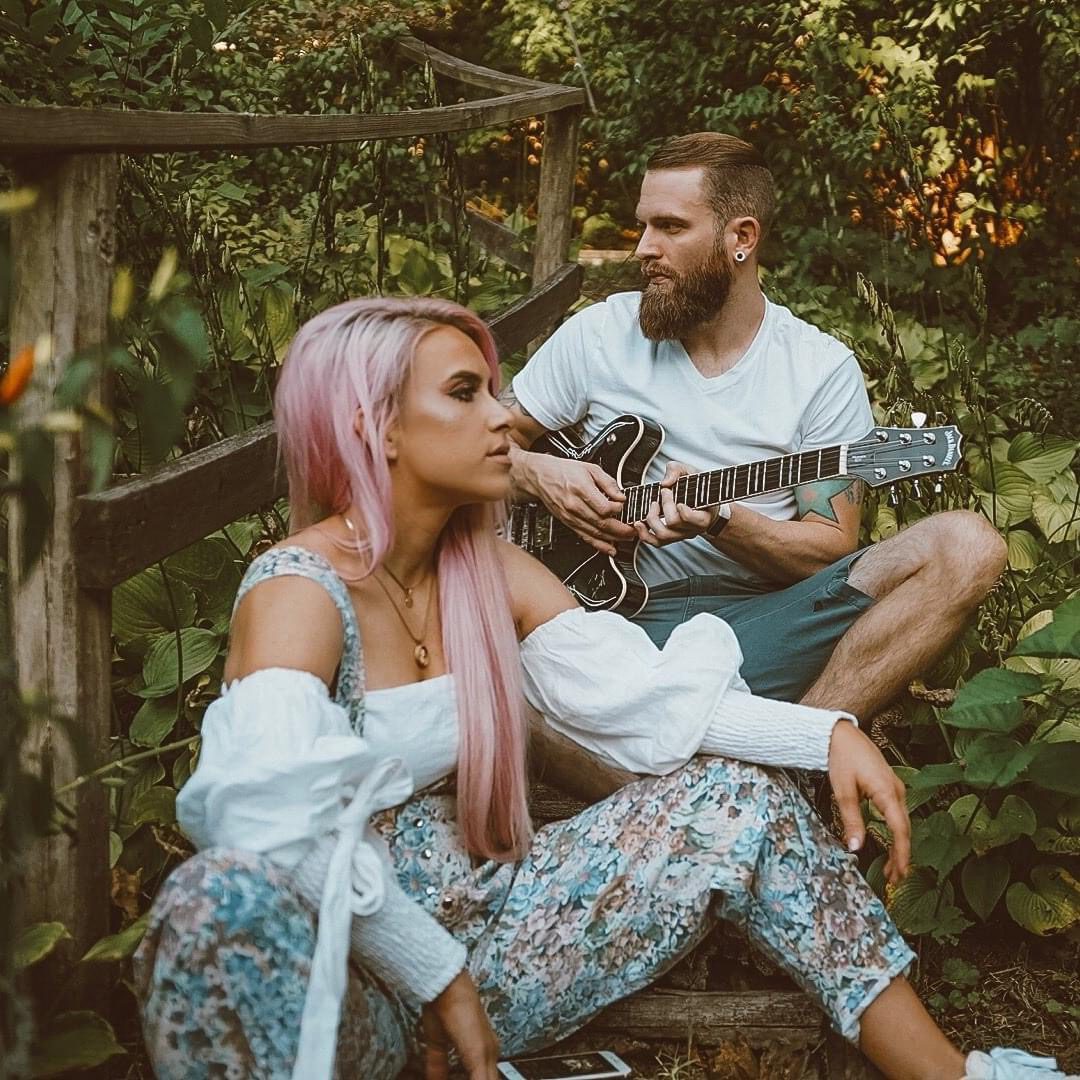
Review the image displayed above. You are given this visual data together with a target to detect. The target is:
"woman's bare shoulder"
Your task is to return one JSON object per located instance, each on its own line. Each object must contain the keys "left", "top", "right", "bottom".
{"left": 496, "top": 538, "right": 577, "bottom": 638}
{"left": 227, "top": 537, "right": 346, "bottom": 684}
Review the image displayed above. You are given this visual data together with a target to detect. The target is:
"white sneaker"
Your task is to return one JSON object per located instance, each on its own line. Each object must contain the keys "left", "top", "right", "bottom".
{"left": 965, "top": 1048, "right": 1077, "bottom": 1079}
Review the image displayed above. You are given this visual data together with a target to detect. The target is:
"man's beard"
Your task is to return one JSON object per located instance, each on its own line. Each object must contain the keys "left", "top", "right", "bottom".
{"left": 638, "top": 243, "right": 734, "bottom": 342}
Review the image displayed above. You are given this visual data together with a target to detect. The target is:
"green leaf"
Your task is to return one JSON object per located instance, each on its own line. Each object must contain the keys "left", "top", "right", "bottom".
{"left": 129, "top": 785, "right": 176, "bottom": 828}
{"left": 14, "top": 922, "right": 71, "bottom": 972}
{"left": 1011, "top": 595, "right": 1080, "bottom": 660}
{"left": 1007, "top": 433, "right": 1077, "bottom": 483}
{"left": 188, "top": 14, "right": 213, "bottom": 52}
{"left": 962, "top": 733, "right": 1038, "bottom": 788}
{"left": 944, "top": 668, "right": 1043, "bottom": 731}
{"left": 948, "top": 793, "right": 1037, "bottom": 855}
{"left": 1005, "top": 529, "right": 1041, "bottom": 571}
{"left": 1006, "top": 865, "right": 1080, "bottom": 935}
{"left": 140, "top": 627, "right": 221, "bottom": 697}
{"left": 113, "top": 568, "right": 197, "bottom": 645}
{"left": 29, "top": 1011, "right": 125, "bottom": 1076}
{"left": 975, "top": 463, "right": 1034, "bottom": 527}
{"left": 129, "top": 694, "right": 178, "bottom": 747}
{"left": 80, "top": 914, "right": 149, "bottom": 963}
{"left": 165, "top": 538, "right": 234, "bottom": 584}
{"left": 109, "top": 831, "right": 122, "bottom": 868}
{"left": 205, "top": 0, "right": 228, "bottom": 30}
{"left": 1032, "top": 491, "right": 1080, "bottom": 543}
{"left": 960, "top": 853, "right": 1010, "bottom": 921}
{"left": 887, "top": 867, "right": 971, "bottom": 941}
{"left": 262, "top": 282, "right": 296, "bottom": 360}
{"left": 1026, "top": 743, "right": 1080, "bottom": 795}
{"left": 912, "top": 811, "right": 972, "bottom": 879}
{"left": 1032, "top": 828, "right": 1080, "bottom": 855}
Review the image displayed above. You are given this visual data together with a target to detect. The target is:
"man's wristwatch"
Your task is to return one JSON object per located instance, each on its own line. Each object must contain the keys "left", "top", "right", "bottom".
{"left": 704, "top": 503, "right": 732, "bottom": 539}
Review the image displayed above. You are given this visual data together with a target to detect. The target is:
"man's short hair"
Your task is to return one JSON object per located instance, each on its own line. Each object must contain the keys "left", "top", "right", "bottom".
{"left": 646, "top": 132, "right": 776, "bottom": 239}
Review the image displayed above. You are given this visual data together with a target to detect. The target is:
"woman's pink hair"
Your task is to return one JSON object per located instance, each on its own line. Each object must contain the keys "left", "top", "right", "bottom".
{"left": 274, "top": 296, "right": 531, "bottom": 861}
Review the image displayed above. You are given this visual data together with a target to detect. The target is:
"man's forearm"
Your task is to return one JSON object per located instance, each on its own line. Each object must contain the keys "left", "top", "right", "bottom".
{"left": 705, "top": 503, "right": 857, "bottom": 584}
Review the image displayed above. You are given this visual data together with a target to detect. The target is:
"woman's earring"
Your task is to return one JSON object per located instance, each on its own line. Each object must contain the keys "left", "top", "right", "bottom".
{"left": 733, "top": 250, "right": 747, "bottom": 263}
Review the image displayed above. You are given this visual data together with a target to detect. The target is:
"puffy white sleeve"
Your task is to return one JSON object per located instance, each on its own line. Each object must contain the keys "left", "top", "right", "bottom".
{"left": 520, "top": 608, "right": 853, "bottom": 775}
{"left": 177, "top": 668, "right": 465, "bottom": 1079}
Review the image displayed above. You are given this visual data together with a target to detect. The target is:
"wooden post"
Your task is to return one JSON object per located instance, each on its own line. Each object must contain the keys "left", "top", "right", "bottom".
{"left": 9, "top": 154, "right": 119, "bottom": 977}
{"left": 532, "top": 104, "right": 582, "bottom": 285}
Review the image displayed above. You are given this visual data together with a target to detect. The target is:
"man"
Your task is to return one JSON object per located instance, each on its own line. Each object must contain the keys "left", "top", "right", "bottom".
{"left": 503, "top": 132, "right": 1005, "bottom": 721}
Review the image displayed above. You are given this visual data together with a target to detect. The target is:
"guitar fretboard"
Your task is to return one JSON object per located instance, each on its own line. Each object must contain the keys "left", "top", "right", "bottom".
{"left": 619, "top": 446, "right": 844, "bottom": 523}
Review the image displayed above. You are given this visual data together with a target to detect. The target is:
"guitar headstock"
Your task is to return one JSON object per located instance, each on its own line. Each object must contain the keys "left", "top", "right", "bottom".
{"left": 847, "top": 425, "right": 963, "bottom": 488}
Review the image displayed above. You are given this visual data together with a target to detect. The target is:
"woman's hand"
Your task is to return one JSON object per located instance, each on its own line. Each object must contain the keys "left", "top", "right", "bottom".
{"left": 828, "top": 720, "right": 911, "bottom": 885}
{"left": 421, "top": 971, "right": 500, "bottom": 1079}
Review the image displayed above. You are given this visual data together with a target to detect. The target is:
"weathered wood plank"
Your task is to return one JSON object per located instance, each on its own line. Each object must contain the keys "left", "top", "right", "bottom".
{"left": 437, "top": 195, "right": 533, "bottom": 273}
{"left": 489, "top": 262, "right": 582, "bottom": 357}
{"left": 9, "top": 154, "right": 118, "bottom": 989}
{"left": 533, "top": 105, "right": 583, "bottom": 285}
{"left": 396, "top": 36, "right": 574, "bottom": 98}
{"left": 584, "top": 989, "right": 826, "bottom": 1046}
{"left": 72, "top": 267, "right": 581, "bottom": 589}
{"left": 0, "top": 85, "right": 582, "bottom": 154}
{"left": 73, "top": 420, "right": 286, "bottom": 590}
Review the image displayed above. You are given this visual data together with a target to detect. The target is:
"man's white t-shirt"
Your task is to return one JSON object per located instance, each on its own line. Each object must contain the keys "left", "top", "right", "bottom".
{"left": 512, "top": 291, "right": 874, "bottom": 593}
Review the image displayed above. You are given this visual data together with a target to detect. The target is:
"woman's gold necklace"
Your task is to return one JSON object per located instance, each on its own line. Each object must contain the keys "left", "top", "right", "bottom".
{"left": 343, "top": 515, "right": 435, "bottom": 669}
{"left": 371, "top": 570, "right": 435, "bottom": 669}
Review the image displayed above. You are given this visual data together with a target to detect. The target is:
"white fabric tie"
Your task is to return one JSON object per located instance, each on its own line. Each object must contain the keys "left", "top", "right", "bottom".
{"left": 293, "top": 755, "right": 413, "bottom": 1079}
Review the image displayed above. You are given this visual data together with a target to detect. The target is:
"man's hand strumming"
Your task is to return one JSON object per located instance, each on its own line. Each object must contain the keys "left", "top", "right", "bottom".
{"left": 518, "top": 452, "right": 635, "bottom": 555}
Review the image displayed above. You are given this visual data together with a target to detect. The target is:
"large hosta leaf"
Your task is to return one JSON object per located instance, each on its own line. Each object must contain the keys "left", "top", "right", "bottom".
{"left": 113, "top": 568, "right": 197, "bottom": 645}
{"left": 887, "top": 867, "right": 971, "bottom": 941}
{"left": 948, "top": 793, "right": 1036, "bottom": 855}
{"left": 912, "top": 811, "right": 972, "bottom": 878}
{"left": 1026, "top": 742, "right": 1080, "bottom": 795}
{"left": 1011, "top": 595, "right": 1080, "bottom": 660}
{"left": 15, "top": 922, "right": 70, "bottom": 972}
{"left": 1007, "top": 433, "right": 1077, "bottom": 483}
{"left": 140, "top": 628, "right": 221, "bottom": 697}
{"left": 129, "top": 695, "right": 178, "bottom": 748}
{"left": 1005, "top": 529, "right": 1041, "bottom": 571}
{"left": 961, "top": 853, "right": 1010, "bottom": 921}
{"left": 1006, "top": 865, "right": 1080, "bottom": 935}
{"left": 81, "top": 914, "right": 149, "bottom": 963}
{"left": 29, "top": 1011, "right": 125, "bottom": 1076}
{"left": 975, "top": 463, "right": 1034, "bottom": 527}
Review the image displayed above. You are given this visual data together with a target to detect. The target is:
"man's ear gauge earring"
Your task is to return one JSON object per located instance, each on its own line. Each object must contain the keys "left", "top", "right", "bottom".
{"left": 733, "top": 250, "right": 747, "bottom": 263}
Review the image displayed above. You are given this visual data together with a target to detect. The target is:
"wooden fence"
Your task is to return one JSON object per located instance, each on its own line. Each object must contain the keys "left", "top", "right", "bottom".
{"left": 3, "top": 37, "right": 872, "bottom": 1074}
{"left": 4, "top": 33, "right": 583, "bottom": 973}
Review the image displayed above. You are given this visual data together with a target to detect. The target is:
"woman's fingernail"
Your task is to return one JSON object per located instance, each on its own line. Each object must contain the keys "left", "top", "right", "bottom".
{"left": 848, "top": 836, "right": 861, "bottom": 852}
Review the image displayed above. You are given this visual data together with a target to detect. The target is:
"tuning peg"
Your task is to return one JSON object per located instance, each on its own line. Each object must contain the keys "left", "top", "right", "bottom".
{"left": 911, "top": 411, "right": 927, "bottom": 429}
{"left": 888, "top": 486, "right": 899, "bottom": 507}
{"left": 912, "top": 480, "right": 922, "bottom": 498}
{"left": 934, "top": 480, "right": 943, "bottom": 495}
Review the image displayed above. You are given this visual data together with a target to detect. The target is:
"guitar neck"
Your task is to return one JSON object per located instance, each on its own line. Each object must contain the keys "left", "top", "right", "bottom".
{"left": 619, "top": 443, "right": 847, "bottom": 524}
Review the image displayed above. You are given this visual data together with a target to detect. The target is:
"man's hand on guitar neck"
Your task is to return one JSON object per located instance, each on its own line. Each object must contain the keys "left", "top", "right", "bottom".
{"left": 509, "top": 445, "right": 635, "bottom": 556}
{"left": 635, "top": 461, "right": 726, "bottom": 547}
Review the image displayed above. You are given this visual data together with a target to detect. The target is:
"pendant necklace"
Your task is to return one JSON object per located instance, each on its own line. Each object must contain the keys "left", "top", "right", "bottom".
{"left": 371, "top": 570, "right": 435, "bottom": 669}
{"left": 342, "top": 514, "right": 435, "bottom": 668}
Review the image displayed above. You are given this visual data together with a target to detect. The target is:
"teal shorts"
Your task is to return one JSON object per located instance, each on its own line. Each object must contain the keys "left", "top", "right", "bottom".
{"left": 632, "top": 550, "right": 874, "bottom": 703}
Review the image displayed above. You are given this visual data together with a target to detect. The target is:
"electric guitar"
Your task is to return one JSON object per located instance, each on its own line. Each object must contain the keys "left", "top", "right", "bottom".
{"left": 507, "top": 413, "right": 963, "bottom": 616}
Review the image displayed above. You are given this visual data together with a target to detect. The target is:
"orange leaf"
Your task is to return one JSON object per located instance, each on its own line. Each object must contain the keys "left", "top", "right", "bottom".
{"left": 0, "top": 344, "right": 34, "bottom": 406}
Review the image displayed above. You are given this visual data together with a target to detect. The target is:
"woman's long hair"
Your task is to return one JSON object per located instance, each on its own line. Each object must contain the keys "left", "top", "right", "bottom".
{"left": 274, "top": 297, "right": 531, "bottom": 861}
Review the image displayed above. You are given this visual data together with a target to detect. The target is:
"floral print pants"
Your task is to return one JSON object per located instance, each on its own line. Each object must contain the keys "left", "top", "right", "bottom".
{"left": 134, "top": 756, "right": 914, "bottom": 1079}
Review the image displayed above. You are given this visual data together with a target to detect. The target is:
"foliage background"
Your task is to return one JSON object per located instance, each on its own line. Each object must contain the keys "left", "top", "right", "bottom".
{"left": 1, "top": 0, "right": 1078, "bottom": 1073}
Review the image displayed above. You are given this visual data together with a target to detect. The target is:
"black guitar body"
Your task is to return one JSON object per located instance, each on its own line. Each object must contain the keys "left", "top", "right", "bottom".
{"left": 525, "top": 414, "right": 663, "bottom": 617}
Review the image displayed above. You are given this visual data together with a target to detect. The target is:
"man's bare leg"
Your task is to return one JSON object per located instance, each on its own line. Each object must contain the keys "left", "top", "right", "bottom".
{"left": 801, "top": 510, "right": 1006, "bottom": 718}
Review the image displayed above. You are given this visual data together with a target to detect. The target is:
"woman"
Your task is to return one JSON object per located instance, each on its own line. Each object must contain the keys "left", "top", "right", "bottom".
{"left": 134, "top": 297, "right": 1067, "bottom": 1080}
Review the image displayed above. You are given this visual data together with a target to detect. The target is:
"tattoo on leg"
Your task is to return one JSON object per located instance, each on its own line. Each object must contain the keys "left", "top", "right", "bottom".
{"left": 796, "top": 478, "right": 864, "bottom": 524}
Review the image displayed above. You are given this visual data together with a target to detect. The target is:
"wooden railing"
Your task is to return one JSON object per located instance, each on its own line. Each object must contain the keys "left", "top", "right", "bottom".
{"left": 4, "top": 36, "right": 584, "bottom": 972}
